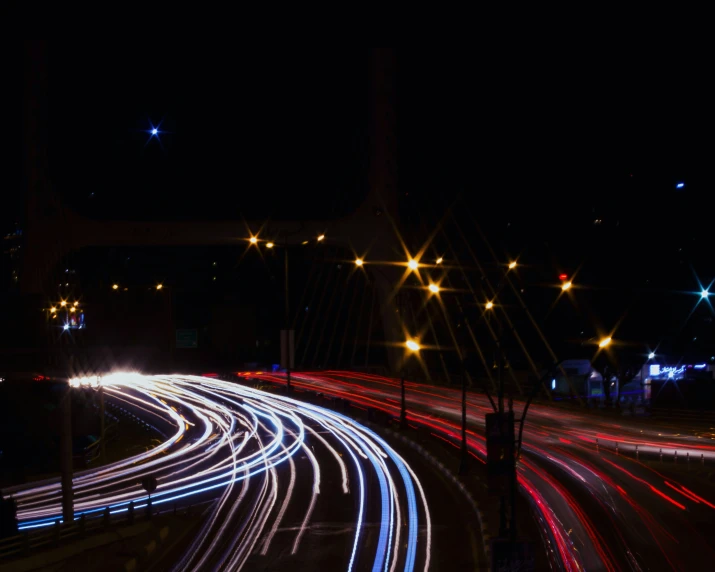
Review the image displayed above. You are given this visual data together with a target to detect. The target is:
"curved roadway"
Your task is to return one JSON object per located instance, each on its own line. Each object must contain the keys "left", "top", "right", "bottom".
{"left": 247, "top": 370, "right": 715, "bottom": 571}
{"left": 2, "top": 373, "right": 435, "bottom": 571}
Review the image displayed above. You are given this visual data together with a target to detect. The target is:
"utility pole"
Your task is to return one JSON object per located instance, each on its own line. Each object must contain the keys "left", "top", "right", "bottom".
{"left": 284, "top": 244, "right": 291, "bottom": 391}
{"left": 60, "top": 381, "right": 73, "bottom": 524}
{"left": 458, "top": 355, "right": 469, "bottom": 475}
{"left": 99, "top": 380, "right": 106, "bottom": 464}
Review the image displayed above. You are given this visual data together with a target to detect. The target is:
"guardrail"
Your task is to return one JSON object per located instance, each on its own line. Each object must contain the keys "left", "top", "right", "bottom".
{"left": 0, "top": 502, "right": 149, "bottom": 561}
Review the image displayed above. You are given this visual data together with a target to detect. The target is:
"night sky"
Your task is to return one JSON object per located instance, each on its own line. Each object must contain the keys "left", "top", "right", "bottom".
{"left": 12, "top": 45, "right": 715, "bottom": 366}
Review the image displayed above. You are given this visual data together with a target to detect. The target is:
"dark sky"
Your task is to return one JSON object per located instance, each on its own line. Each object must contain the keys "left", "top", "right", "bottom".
{"left": 14, "top": 45, "right": 715, "bottom": 364}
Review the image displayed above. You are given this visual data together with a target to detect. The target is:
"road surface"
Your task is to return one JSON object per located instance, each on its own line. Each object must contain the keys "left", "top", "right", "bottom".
{"left": 2, "top": 373, "right": 443, "bottom": 571}
{"left": 246, "top": 370, "right": 715, "bottom": 571}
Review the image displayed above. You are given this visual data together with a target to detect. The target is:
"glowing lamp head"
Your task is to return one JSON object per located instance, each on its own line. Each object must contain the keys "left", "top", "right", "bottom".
{"left": 408, "top": 259, "right": 419, "bottom": 271}
{"left": 156, "top": 284, "right": 163, "bottom": 290}
{"left": 50, "top": 307, "right": 56, "bottom": 313}
{"left": 485, "top": 301, "right": 494, "bottom": 310}
{"left": 63, "top": 324, "right": 69, "bottom": 331}
{"left": 428, "top": 283, "right": 440, "bottom": 293}
{"left": 676, "top": 182, "right": 685, "bottom": 189}
{"left": 317, "top": 234, "right": 325, "bottom": 242}
{"left": 701, "top": 289, "right": 709, "bottom": 299}
{"left": 69, "top": 307, "right": 75, "bottom": 312}
{"left": 648, "top": 352, "right": 655, "bottom": 359}
{"left": 508, "top": 261, "right": 517, "bottom": 269}
{"left": 355, "top": 258, "right": 363, "bottom": 266}
{"left": 406, "top": 340, "right": 421, "bottom": 352}
{"left": 249, "top": 236, "right": 258, "bottom": 244}
{"left": 60, "top": 300, "right": 67, "bottom": 307}
{"left": 598, "top": 337, "right": 612, "bottom": 348}
{"left": 436, "top": 257, "right": 443, "bottom": 264}
{"left": 112, "top": 284, "right": 119, "bottom": 290}
{"left": 562, "top": 281, "right": 572, "bottom": 291}
{"left": 73, "top": 301, "right": 79, "bottom": 307}
{"left": 266, "top": 242, "right": 274, "bottom": 249}
{"left": 151, "top": 128, "right": 158, "bottom": 135}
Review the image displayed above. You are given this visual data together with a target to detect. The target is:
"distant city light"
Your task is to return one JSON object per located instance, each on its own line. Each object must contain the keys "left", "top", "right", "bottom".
{"left": 551, "top": 379, "right": 556, "bottom": 390}
{"left": 73, "top": 301, "right": 79, "bottom": 307}
{"left": 60, "top": 301, "right": 67, "bottom": 307}
{"left": 701, "top": 289, "right": 710, "bottom": 299}
{"left": 408, "top": 259, "right": 419, "bottom": 270}
{"left": 428, "top": 283, "right": 440, "bottom": 293}
{"left": 599, "top": 337, "right": 612, "bottom": 348}
{"left": 485, "top": 301, "right": 494, "bottom": 309}
{"left": 648, "top": 352, "right": 655, "bottom": 359}
{"left": 249, "top": 237, "right": 258, "bottom": 244}
{"left": 562, "top": 281, "right": 572, "bottom": 291}
{"left": 317, "top": 234, "right": 325, "bottom": 242}
{"left": 156, "top": 284, "right": 163, "bottom": 290}
{"left": 436, "top": 257, "right": 443, "bottom": 264}
{"left": 676, "top": 182, "right": 685, "bottom": 189}
{"left": 63, "top": 324, "right": 69, "bottom": 330}
{"left": 266, "top": 242, "right": 274, "bottom": 249}
{"left": 50, "top": 307, "right": 56, "bottom": 313}
{"left": 405, "top": 340, "right": 421, "bottom": 352}
{"left": 508, "top": 261, "right": 517, "bottom": 269}
{"left": 355, "top": 258, "right": 363, "bottom": 266}
{"left": 112, "top": 284, "right": 119, "bottom": 290}
{"left": 70, "top": 307, "right": 75, "bottom": 312}
{"left": 559, "top": 273, "right": 568, "bottom": 281}
{"left": 151, "top": 128, "right": 158, "bottom": 135}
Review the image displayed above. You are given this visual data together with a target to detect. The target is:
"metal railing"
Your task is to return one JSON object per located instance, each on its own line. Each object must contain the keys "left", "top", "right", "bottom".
{"left": 0, "top": 503, "right": 146, "bottom": 561}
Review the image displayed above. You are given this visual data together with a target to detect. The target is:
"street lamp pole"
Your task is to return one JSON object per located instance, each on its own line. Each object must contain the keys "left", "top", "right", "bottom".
{"left": 284, "top": 244, "right": 291, "bottom": 391}
{"left": 458, "top": 355, "right": 469, "bottom": 475}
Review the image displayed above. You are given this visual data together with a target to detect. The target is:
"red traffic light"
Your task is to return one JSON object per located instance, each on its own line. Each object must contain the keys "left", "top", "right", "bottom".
{"left": 559, "top": 274, "right": 568, "bottom": 281}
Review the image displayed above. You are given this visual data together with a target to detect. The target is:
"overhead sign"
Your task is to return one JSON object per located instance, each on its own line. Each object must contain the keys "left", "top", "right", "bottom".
{"left": 176, "top": 329, "right": 198, "bottom": 349}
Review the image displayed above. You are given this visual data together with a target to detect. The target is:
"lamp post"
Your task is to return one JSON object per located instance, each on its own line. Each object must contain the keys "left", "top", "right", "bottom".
{"left": 402, "top": 339, "right": 420, "bottom": 429}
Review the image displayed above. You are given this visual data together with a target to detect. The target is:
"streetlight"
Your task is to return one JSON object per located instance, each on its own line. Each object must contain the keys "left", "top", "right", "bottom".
{"left": 648, "top": 352, "right": 655, "bottom": 359}
{"left": 428, "top": 283, "right": 440, "bottom": 294}
{"left": 112, "top": 284, "right": 119, "bottom": 290}
{"left": 402, "top": 340, "right": 420, "bottom": 428}
{"left": 701, "top": 289, "right": 710, "bottom": 299}
{"left": 599, "top": 337, "right": 612, "bottom": 348}
{"left": 436, "top": 257, "right": 443, "bottom": 264}
{"left": 508, "top": 261, "right": 517, "bottom": 270}
{"left": 408, "top": 259, "right": 419, "bottom": 271}
{"left": 562, "top": 281, "right": 572, "bottom": 291}
{"left": 50, "top": 307, "right": 57, "bottom": 313}
{"left": 355, "top": 258, "right": 363, "bottom": 266}
{"left": 249, "top": 236, "right": 258, "bottom": 245}
{"left": 156, "top": 284, "right": 163, "bottom": 290}
{"left": 485, "top": 301, "right": 494, "bottom": 310}
{"left": 60, "top": 301, "right": 67, "bottom": 307}
{"left": 266, "top": 242, "right": 274, "bottom": 249}
{"left": 317, "top": 234, "right": 325, "bottom": 242}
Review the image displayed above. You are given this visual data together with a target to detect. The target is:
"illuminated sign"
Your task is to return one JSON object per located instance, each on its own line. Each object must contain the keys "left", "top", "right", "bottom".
{"left": 649, "top": 364, "right": 693, "bottom": 378}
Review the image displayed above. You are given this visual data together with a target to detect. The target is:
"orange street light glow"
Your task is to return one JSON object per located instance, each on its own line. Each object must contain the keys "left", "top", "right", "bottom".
{"left": 249, "top": 237, "right": 258, "bottom": 244}
{"left": 317, "top": 234, "right": 325, "bottom": 241}
{"left": 599, "top": 337, "right": 612, "bottom": 348}
{"left": 562, "top": 281, "right": 572, "bottom": 291}
{"left": 428, "top": 283, "right": 440, "bottom": 293}
{"left": 508, "top": 261, "right": 517, "bottom": 269}
{"left": 406, "top": 340, "right": 421, "bottom": 352}
{"left": 266, "top": 242, "right": 274, "bottom": 249}
{"left": 436, "top": 257, "right": 443, "bottom": 264}
{"left": 486, "top": 301, "right": 494, "bottom": 309}
{"left": 408, "top": 259, "right": 419, "bottom": 270}
{"left": 355, "top": 258, "right": 363, "bottom": 266}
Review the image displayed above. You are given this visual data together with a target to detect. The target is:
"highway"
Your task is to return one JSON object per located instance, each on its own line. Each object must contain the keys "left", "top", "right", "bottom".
{"left": 246, "top": 370, "right": 715, "bottom": 571}
{"left": 2, "top": 373, "right": 437, "bottom": 571}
